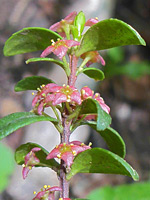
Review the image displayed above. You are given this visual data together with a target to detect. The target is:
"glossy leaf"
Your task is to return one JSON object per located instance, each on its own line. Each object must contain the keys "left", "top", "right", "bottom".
{"left": 66, "top": 148, "right": 139, "bottom": 181}
{"left": 0, "top": 112, "right": 58, "bottom": 140}
{"left": 26, "top": 57, "right": 64, "bottom": 68}
{"left": 76, "top": 19, "right": 146, "bottom": 56}
{"left": 83, "top": 121, "right": 126, "bottom": 158}
{"left": 82, "top": 67, "right": 105, "bottom": 81}
{"left": 80, "top": 98, "right": 111, "bottom": 131}
{"left": 15, "top": 142, "right": 59, "bottom": 171}
{"left": 14, "top": 76, "right": 54, "bottom": 92}
{"left": 3, "top": 27, "right": 62, "bottom": 56}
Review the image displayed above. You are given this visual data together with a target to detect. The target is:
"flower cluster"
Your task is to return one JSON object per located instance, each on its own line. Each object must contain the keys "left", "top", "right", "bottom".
{"left": 46, "top": 141, "right": 91, "bottom": 167}
{"left": 32, "top": 84, "right": 81, "bottom": 115}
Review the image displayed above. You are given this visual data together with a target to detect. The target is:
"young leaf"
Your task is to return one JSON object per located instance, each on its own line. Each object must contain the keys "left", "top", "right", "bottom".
{"left": 15, "top": 142, "right": 59, "bottom": 171}
{"left": 76, "top": 19, "right": 146, "bottom": 56}
{"left": 80, "top": 98, "right": 111, "bottom": 131}
{"left": 66, "top": 148, "right": 139, "bottom": 181}
{"left": 3, "top": 27, "right": 62, "bottom": 56}
{"left": 14, "top": 76, "right": 54, "bottom": 92}
{"left": 0, "top": 112, "right": 58, "bottom": 140}
{"left": 82, "top": 121, "right": 126, "bottom": 158}
{"left": 74, "top": 11, "right": 86, "bottom": 40}
{"left": 26, "top": 57, "right": 64, "bottom": 68}
{"left": 82, "top": 67, "right": 105, "bottom": 81}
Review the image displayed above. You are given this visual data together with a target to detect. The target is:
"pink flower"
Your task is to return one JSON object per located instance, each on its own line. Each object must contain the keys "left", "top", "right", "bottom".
{"left": 80, "top": 87, "right": 110, "bottom": 121}
{"left": 40, "top": 39, "right": 80, "bottom": 60}
{"left": 59, "top": 198, "right": 71, "bottom": 200}
{"left": 22, "top": 147, "right": 41, "bottom": 179}
{"left": 50, "top": 84, "right": 81, "bottom": 105}
{"left": 80, "top": 51, "right": 105, "bottom": 67}
{"left": 33, "top": 186, "right": 62, "bottom": 200}
{"left": 32, "top": 84, "right": 81, "bottom": 115}
{"left": 50, "top": 11, "right": 77, "bottom": 37}
{"left": 46, "top": 141, "right": 91, "bottom": 167}
{"left": 85, "top": 17, "right": 99, "bottom": 26}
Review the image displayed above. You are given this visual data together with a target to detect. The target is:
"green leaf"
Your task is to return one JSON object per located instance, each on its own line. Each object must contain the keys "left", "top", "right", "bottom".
{"left": 74, "top": 11, "right": 86, "bottom": 40}
{"left": 82, "top": 67, "right": 105, "bottom": 81}
{"left": 26, "top": 57, "right": 64, "bottom": 68}
{"left": 76, "top": 19, "right": 146, "bottom": 56}
{"left": 66, "top": 148, "right": 139, "bottom": 181}
{"left": 3, "top": 27, "right": 62, "bottom": 56}
{"left": 14, "top": 76, "right": 54, "bottom": 92}
{"left": 87, "top": 182, "right": 150, "bottom": 200}
{"left": 0, "top": 112, "right": 58, "bottom": 140}
{"left": 0, "top": 143, "right": 15, "bottom": 192}
{"left": 15, "top": 142, "right": 59, "bottom": 171}
{"left": 80, "top": 98, "right": 111, "bottom": 131}
{"left": 83, "top": 121, "right": 126, "bottom": 158}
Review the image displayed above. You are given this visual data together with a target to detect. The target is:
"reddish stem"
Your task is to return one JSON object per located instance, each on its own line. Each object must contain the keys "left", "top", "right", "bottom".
{"left": 59, "top": 54, "right": 78, "bottom": 198}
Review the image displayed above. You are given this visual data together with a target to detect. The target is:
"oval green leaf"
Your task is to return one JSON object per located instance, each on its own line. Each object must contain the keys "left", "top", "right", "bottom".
{"left": 3, "top": 27, "right": 62, "bottom": 56}
{"left": 83, "top": 121, "right": 126, "bottom": 158}
{"left": 15, "top": 76, "right": 54, "bottom": 92}
{"left": 76, "top": 19, "right": 146, "bottom": 56}
{"left": 82, "top": 68, "right": 105, "bottom": 81}
{"left": 15, "top": 142, "right": 59, "bottom": 171}
{"left": 26, "top": 57, "right": 64, "bottom": 68}
{"left": 66, "top": 148, "right": 139, "bottom": 181}
{"left": 0, "top": 112, "right": 58, "bottom": 140}
{"left": 80, "top": 98, "right": 111, "bottom": 131}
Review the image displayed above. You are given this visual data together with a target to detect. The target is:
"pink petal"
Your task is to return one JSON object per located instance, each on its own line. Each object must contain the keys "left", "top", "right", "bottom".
{"left": 32, "top": 95, "right": 40, "bottom": 107}
{"left": 85, "top": 18, "right": 99, "bottom": 26}
{"left": 70, "top": 91, "right": 82, "bottom": 105}
{"left": 37, "top": 101, "right": 44, "bottom": 115}
{"left": 53, "top": 45, "right": 68, "bottom": 60}
{"left": 61, "top": 152, "right": 74, "bottom": 167}
{"left": 50, "top": 21, "right": 61, "bottom": 31}
{"left": 65, "top": 40, "right": 80, "bottom": 47}
{"left": 52, "top": 93, "right": 67, "bottom": 105}
{"left": 22, "top": 166, "right": 30, "bottom": 179}
{"left": 81, "top": 86, "right": 93, "bottom": 100}
{"left": 84, "top": 114, "right": 97, "bottom": 121}
{"left": 64, "top": 11, "right": 77, "bottom": 21}
{"left": 40, "top": 45, "right": 54, "bottom": 58}
{"left": 46, "top": 148, "right": 60, "bottom": 160}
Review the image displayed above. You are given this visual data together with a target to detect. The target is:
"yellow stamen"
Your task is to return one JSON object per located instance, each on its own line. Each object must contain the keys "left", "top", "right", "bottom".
{"left": 95, "top": 93, "right": 99, "bottom": 97}
{"left": 63, "top": 84, "right": 66, "bottom": 87}
{"left": 37, "top": 88, "right": 41, "bottom": 92}
{"left": 59, "top": 198, "right": 63, "bottom": 200}
{"left": 95, "top": 17, "right": 98, "bottom": 20}
{"left": 63, "top": 143, "right": 66, "bottom": 146}
{"left": 81, "top": 143, "right": 84, "bottom": 146}
{"left": 32, "top": 92, "right": 35, "bottom": 95}
{"left": 57, "top": 154, "right": 61, "bottom": 159}
{"left": 33, "top": 191, "right": 37, "bottom": 195}
{"left": 22, "top": 164, "right": 25, "bottom": 167}
{"left": 66, "top": 85, "right": 69, "bottom": 88}
{"left": 48, "top": 185, "right": 51, "bottom": 188}
{"left": 73, "top": 151, "right": 77, "bottom": 156}
{"left": 43, "top": 185, "right": 47, "bottom": 189}
{"left": 56, "top": 145, "right": 58, "bottom": 148}
{"left": 70, "top": 143, "right": 74, "bottom": 146}
{"left": 57, "top": 38, "right": 60, "bottom": 41}
{"left": 29, "top": 166, "right": 32, "bottom": 170}
{"left": 89, "top": 142, "right": 92, "bottom": 147}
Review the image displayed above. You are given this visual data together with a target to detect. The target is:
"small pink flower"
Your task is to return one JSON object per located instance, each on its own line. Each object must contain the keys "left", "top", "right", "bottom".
{"left": 40, "top": 39, "right": 80, "bottom": 60}
{"left": 22, "top": 147, "right": 41, "bottom": 179}
{"left": 46, "top": 141, "right": 91, "bottom": 167}
{"left": 80, "top": 51, "right": 105, "bottom": 67}
{"left": 50, "top": 11, "right": 77, "bottom": 37}
{"left": 94, "top": 93, "right": 110, "bottom": 114}
{"left": 33, "top": 186, "right": 62, "bottom": 200}
{"left": 80, "top": 87, "right": 110, "bottom": 121}
{"left": 85, "top": 17, "right": 99, "bottom": 26}
{"left": 51, "top": 84, "right": 81, "bottom": 106}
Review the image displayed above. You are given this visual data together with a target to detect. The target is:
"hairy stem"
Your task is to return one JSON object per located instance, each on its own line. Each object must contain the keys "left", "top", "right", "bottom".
{"left": 68, "top": 54, "right": 78, "bottom": 86}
